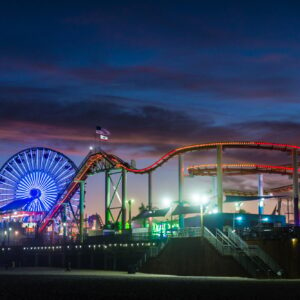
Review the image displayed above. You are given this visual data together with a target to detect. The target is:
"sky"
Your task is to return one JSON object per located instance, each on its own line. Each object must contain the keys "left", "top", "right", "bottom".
{"left": 0, "top": 0, "right": 300, "bottom": 219}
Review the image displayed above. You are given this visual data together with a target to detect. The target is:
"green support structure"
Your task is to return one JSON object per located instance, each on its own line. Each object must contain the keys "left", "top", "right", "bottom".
{"left": 105, "top": 170, "right": 111, "bottom": 225}
{"left": 104, "top": 169, "right": 127, "bottom": 231}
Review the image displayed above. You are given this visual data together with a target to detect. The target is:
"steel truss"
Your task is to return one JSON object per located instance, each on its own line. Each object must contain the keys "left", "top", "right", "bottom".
{"left": 105, "top": 169, "right": 126, "bottom": 231}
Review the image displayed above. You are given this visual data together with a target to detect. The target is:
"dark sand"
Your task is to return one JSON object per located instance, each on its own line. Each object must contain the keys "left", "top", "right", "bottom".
{"left": 0, "top": 268, "right": 299, "bottom": 300}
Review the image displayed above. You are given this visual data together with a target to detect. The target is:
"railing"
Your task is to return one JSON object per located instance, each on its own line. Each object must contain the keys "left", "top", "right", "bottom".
{"left": 215, "top": 229, "right": 237, "bottom": 255}
{"left": 203, "top": 227, "right": 225, "bottom": 255}
{"left": 132, "top": 232, "right": 167, "bottom": 241}
{"left": 227, "top": 228, "right": 283, "bottom": 276}
{"left": 203, "top": 228, "right": 257, "bottom": 276}
{"left": 227, "top": 228, "right": 249, "bottom": 250}
{"left": 177, "top": 227, "right": 201, "bottom": 237}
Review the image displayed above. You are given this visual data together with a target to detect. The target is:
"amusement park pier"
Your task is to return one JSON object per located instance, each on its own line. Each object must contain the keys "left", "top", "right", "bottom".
{"left": 1, "top": 141, "right": 300, "bottom": 279}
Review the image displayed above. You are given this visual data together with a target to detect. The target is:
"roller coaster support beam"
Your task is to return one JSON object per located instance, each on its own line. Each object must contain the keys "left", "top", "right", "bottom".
{"left": 79, "top": 180, "right": 85, "bottom": 243}
{"left": 148, "top": 171, "right": 152, "bottom": 210}
{"left": 292, "top": 149, "right": 299, "bottom": 226}
{"left": 105, "top": 171, "right": 111, "bottom": 225}
{"left": 258, "top": 174, "right": 264, "bottom": 215}
{"left": 217, "top": 145, "right": 223, "bottom": 212}
{"left": 148, "top": 171, "right": 153, "bottom": 234}
{"left": 121, "top": 169, "right": 127, "bottom": 231}
{"left": 62, "top": 203, "right": 67, "bottom": 241}
{"left": 104, "top": 169, "right": 126, "bottom": 230}
{"left": 178, "top": 154, "right": 184, "bottom": 229}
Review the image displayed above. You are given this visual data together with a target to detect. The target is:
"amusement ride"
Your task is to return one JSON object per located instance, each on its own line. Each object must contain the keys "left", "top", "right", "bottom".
{"left": 0, "top": 136, "right": 300, "bottom": 244}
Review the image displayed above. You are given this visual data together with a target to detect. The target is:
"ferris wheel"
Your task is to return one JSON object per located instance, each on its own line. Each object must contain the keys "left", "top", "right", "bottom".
{"left": 0, "top": 147, "right": 79, "bottom": 221}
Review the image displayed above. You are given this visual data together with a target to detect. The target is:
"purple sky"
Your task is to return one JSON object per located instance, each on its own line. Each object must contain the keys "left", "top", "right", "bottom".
{"left": 0, "top": 1, "right": 299, "bottom": 218}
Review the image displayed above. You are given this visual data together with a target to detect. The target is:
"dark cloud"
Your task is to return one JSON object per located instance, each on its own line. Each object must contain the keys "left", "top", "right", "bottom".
{"left": 0, "top": 91, "right": 299, "bottom": 165}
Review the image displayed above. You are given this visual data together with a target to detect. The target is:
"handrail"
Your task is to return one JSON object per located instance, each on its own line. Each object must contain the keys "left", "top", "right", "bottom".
{"left": 227, "top": 228, "right": 283, "bottom": 276}
{"left": 227, "top": 229, "right": 249, "bottom": 250}
{"left": 204, "top": 227, "right": 224, "bottom": 255}
{"left": 216, "top": 229, "right": 236, "bottom": 247}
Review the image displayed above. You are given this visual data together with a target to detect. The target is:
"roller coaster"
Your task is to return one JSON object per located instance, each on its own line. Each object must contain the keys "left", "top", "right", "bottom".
{"left": 0, "top": 141, "right": 299, "bottom": 241}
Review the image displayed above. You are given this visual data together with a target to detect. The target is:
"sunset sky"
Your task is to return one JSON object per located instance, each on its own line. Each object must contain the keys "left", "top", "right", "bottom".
{"left": 0, "top": 1, "right": 299, "bottom": 218}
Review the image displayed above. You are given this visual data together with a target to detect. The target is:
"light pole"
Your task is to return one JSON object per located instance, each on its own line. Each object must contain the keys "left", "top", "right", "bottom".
{"left": 127, "top": 199, "right": 134, "bottom": 229}
{"left": 8, "top": 227, "right": 12, "bottom": 246}
{"left": 163, "top": 198, "right": 172, "bottom": 236}
{"left": 192, "top": 194, "right": 208, "bottom": 237}
{"left": 4, "top": 230, "right": 7, "bottom": 246}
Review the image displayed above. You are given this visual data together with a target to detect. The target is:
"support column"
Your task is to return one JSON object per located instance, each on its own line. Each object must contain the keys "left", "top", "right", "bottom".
{"left": 105, "top": 171, "right": 110, "bottom": 226}
{"left": 79, "top": 181, "right": 85, "bottom": 243}
{"left": 148, "top": 171, "right": 152, "bottom": 210}
{"left": 211, "top": 176, "right": 217, "bottom": 207}
{"left": 178, "top": 154, "right": 184, "bottom": 229}
{"left": 148, "top": 171, "right": 153, "bottom": 234}
{"left": 292, "top": 149, "right": 299, "bottom": 226}
{"left": 258, "top": 174, "right": 264, "bottom": 215}
{"left": 62, "top": 204, "right": 67, "bottom": 241}
{"left": 216, "top": 145, "right": 223, "bottom": 213}
{"left": 121, "top": 169, "right": 127, "bottom": 231}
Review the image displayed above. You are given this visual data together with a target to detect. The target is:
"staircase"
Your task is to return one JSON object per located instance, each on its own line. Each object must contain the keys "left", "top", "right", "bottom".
{"left": 226, "top": 228, "right": 283, "bottom": 277}
{"left": 205, "top": 227, "right": 283, "bottom": 278}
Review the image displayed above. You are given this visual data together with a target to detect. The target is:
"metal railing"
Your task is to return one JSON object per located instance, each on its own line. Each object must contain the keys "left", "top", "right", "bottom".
{"left": 203, "top": 227, "right": 225, "bottom": 255}
{"left": 227, "top": 228, "right": 283, "bottom": 276}
{"left": 205, "top": 228, "right": 267, "bottom": 277}
{"left": 215, "top": 229, "right": 238, "bottom": 255}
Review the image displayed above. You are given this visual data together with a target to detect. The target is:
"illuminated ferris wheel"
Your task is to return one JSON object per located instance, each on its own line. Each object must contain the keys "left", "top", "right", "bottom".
{"left": 0, "top": 147, "right": 79, "bottom": 221}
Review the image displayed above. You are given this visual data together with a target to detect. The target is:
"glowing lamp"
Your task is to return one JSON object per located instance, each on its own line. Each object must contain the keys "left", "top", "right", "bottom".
{"left": 192, "top": 194, "right": 208, "bottom": 205}
{"left": 163, "top": 198, "right": 171, "bottom": 208}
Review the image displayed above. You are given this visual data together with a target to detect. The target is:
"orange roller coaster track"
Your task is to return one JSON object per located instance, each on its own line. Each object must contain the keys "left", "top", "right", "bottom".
{"left": 187, "top": 163, "right": 300, "bottom": 176}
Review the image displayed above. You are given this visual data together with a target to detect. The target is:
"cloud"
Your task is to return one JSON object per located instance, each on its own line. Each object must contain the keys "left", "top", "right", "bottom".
{"left": 0, "top": 90, "right": 300, "bottom": 165}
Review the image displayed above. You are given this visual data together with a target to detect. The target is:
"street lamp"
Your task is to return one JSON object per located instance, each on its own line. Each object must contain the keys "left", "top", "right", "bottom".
{"left": 4, "top": 230, "right": 7, "bottom": 246}
{"left": 162, "top": 198, "right": 173, "bottom": 236}
{"left": 8, "top": 227, "right": 12, "bottom": 246}
{"left": 126, "top": 199, "right": 134, "bottom": 229}
{"left": 162, "top": 198, "right": 171, "bottom": 208}
{"left": 192, "top": 194, "right": 208, "bottom": 237}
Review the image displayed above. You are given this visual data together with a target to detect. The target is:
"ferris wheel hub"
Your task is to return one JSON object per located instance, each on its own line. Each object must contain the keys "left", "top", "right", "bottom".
{"left": 30, "top": 188, "right": 42, "bottom": 199}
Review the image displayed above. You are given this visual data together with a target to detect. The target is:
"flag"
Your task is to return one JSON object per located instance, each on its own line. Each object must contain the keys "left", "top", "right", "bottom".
{"left": 96, "top": 126, "right": 110, "bottom": 136}
{"left": 100, "top": 135, "right": 109, "bottom": 141}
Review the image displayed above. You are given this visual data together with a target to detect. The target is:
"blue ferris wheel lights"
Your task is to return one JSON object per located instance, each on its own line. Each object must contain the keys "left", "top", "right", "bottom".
{"left": 0, "top": 147, "right": 80, "bottom": 216}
